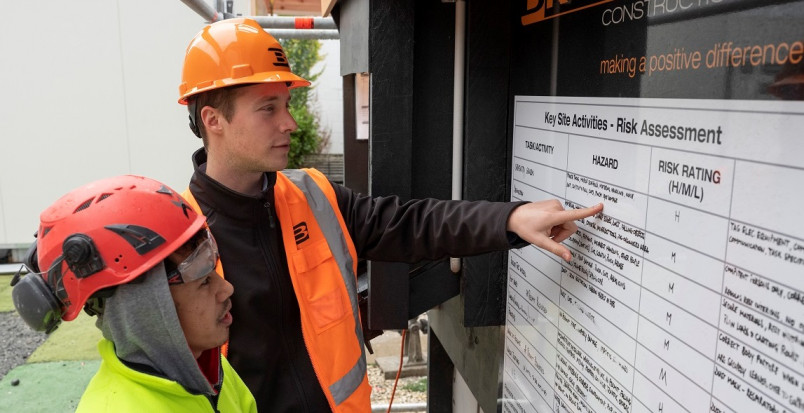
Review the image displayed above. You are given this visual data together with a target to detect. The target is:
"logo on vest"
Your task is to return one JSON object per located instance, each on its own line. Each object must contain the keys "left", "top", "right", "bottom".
{"left": 293, "top": 222, "right": 310, "bottom": 244}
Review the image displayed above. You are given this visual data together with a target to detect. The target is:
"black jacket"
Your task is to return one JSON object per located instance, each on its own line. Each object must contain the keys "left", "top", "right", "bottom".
{"left": 188, "top": 149, "right": 526, "bottom": 412}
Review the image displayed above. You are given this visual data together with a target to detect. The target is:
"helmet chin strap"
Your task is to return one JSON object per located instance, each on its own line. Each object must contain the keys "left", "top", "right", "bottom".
{"left": 188, "top": 99, "right": 201, "bottom": 139}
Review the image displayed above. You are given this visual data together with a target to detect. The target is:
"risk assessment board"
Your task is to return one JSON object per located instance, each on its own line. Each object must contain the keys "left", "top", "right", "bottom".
{"left": 503, "top": 97, "right": 804, "bottom": 413}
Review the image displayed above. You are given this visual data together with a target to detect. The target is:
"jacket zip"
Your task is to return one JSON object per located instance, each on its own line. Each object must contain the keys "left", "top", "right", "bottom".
{"left": 258, "top": 199, "right": 318, "bottom": 411}
{"left": 263, "top": 201, "right": 276, "bottom": 228}
{"left": 205, "top": 393, "right": 220, "bottom": 413}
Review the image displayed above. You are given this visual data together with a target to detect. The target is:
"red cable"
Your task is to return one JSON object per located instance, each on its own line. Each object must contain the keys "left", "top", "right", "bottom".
{"left": 386, "top": 329, "right": 407, "bottom": 413}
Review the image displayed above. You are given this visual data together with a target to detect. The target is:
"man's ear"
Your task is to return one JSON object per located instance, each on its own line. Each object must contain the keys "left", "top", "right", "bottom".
{"left": 200, "top": 106, "right": 223, "bottom": 134}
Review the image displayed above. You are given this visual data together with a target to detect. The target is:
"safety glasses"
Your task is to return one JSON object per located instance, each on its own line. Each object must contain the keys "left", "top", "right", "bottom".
{"left": 166, "top": 229, "right": 219, "bottom": 285}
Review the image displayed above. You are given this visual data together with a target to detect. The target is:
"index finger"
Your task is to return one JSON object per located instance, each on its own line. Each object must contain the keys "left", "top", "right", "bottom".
{"left": 556, "top": 203, "right": 603, "bottom": 223}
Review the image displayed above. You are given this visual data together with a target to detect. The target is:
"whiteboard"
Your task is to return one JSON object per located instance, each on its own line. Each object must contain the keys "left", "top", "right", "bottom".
{"left": 503, "top": 96, "right": 804, "bottom": 413}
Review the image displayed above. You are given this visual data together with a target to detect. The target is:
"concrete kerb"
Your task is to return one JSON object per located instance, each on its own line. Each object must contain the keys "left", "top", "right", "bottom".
{"left": 366, "top": 330, "right": 428, "bottom": 380}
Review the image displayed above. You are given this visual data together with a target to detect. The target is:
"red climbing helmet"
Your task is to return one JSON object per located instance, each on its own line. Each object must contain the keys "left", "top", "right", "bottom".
{"left": 11, "top": 175, "right": 206, "bottom": 332}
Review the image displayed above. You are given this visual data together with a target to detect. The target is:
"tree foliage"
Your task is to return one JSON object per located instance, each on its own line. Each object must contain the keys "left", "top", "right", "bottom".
{"left": 280, "top": 38, "right": 326, "bottom": 168}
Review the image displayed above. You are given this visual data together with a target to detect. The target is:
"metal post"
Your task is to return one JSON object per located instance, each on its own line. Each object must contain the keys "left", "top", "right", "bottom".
{"left": 404, "top": 317, "right": 428, "bottom": 365}
{"left": 449, "top": 0, "right": 466, "bottom": 273}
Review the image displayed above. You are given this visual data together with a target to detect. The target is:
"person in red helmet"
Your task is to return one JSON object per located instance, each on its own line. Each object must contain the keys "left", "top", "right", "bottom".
{"left": 11, "top": 175, "right": 255, "bottom": 412}
{"left": 177, "top": 18, "right": 603, "bottom": 412}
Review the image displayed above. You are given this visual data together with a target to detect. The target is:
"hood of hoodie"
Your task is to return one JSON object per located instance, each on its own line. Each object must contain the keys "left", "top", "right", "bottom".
{"left": 96, "top": 262, "right": 221, "bottom": 396}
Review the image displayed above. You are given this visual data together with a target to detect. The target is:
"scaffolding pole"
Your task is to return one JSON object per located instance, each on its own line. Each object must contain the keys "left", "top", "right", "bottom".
{"left": 179, "top": 0, "right": 223, "bottom": 22}
{"left": 265, "top": 29, "right": 339, "bottom": 39}
{"left": 178, "top": 1, "right": 339, "bottom": 39}
{"left": 252, "top": 16, "right": 337, "bottom": 30}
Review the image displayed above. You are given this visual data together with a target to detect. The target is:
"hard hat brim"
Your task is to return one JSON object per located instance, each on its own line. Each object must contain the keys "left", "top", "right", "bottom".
{"left": 178, "top": 71, "right": 311, "bottom": 105}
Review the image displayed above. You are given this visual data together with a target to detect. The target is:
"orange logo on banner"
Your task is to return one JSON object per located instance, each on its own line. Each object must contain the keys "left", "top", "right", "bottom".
{"left": 522, "top": 0, "right": 613, "bottom": 26}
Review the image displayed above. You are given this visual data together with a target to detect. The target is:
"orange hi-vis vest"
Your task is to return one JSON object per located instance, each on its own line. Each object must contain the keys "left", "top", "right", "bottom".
{"left": 182, "top": 169, "right": 370, "bottom": 412}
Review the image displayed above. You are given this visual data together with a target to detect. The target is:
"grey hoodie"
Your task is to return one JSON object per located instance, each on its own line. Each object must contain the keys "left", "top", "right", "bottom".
{"left": 96, "top": 262, "right": 219, "bottom": 395}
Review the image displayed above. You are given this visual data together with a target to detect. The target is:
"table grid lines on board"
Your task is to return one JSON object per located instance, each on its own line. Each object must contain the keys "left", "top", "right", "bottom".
{"left": 513, "top": 190, "right": 804, "bottom": 316}
{"left": 507, "top": 258, "right": 684, "bottom": 413}
{"left": 513, "top": 156, "right": 804, "bottom": 296}
{"left": 511, "top": 185, "right": 804, "bottom": 411}
{"left": 504, "top": 98, "right": 804, "bottom": 413}
{"left": 508, "top": 246, "right": 743, "bottom": 413}
{"left": 513, "top": 124, "right": 804, "bottom": 173}
{"left": 511, "top": 221, "right": 804, "bottom": 394}
{"left": 506, "top": 282, "right": 632, "bottom": 413}
{"left": 561, "top": 209, "right": 804, "bottom": 342}
{"left": 508, "top": 228, "right": 804, "bottom": 413}
{"left": 502, "top": 348, "right": 546, "bottom": 413}
{"left": 513, "top": 245, "right": 641, "bottom": 348}
{"left": 508, "top": 318, "right": 626, "bottom": 413}
{"left": 514, "top": 154, "right": 804, "bottom": 243}
{"left": 511, "top": 185, "right": 727, "bottom": 266}
{"left": 708, "top": 144, "right": 741, "bottom": 409}
{"left": 507, "top": 254, "right": 639, "bottom": 370}
{"left": 507, "top": 276, "right": 720, "bottom": 413}
{"left": 631, "top": 369, "right": 692, "bottom": 413}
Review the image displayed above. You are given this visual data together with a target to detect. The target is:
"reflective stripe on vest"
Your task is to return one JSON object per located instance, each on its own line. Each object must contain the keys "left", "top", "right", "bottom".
{"left": 282, "top": 169, "right": 367, "bottom": 406}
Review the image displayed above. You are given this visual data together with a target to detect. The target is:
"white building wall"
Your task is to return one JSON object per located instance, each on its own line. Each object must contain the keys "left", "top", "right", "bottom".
{"left": 312, "top": 39, "right": 344, "bottom": 154}
{"left": 0, "top": 1, "right": 343, "bottom": 248}
{"left": 0, "top": 1, "right": 208, "bottom": 247}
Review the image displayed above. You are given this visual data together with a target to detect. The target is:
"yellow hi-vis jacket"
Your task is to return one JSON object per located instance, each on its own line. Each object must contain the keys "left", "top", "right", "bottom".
{"left": 77, "top": 339, "right": 257, "bottom": 413}
{"left": 183, "top": 168, "right": 371, "bottom": 412}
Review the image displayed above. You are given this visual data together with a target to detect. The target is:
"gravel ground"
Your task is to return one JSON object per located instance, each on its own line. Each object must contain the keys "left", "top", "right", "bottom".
{"left": 368, "top": 363, "right": 427, "bottom": 410}
{"left": 0, "top": 311, "right": 47, "bottom": 381}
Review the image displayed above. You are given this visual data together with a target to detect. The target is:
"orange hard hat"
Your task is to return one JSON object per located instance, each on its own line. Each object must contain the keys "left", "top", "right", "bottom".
{"left": 178, "top": 17, "right": 310, "bottom": 104}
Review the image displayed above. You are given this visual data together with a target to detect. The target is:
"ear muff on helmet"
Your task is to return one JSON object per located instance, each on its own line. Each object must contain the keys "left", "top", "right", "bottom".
{"left": 10, "top": 239, "right": 68, "bottom": 333}
{"left": 12, "top": 270, "right": 63, "bottom": 333}
{"left": 10, "top": 236, "right": 118, "bottom": 331}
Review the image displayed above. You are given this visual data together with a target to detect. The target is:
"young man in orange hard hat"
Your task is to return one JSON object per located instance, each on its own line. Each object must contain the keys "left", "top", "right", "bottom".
{"left": 11, "top": 175, "right": 255, "bottom": 412}
{"left": 177, "top": 18, "right": 603, "bottom": 412}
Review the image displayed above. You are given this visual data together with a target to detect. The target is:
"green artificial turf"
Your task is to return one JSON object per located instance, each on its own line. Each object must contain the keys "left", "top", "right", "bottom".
{"left": 28, "top": 312, "right": 102, "bottom": 363}
{"left": 0, "top": 273, "right": 102, "bottom": 362}
{"left": 0, "top": 275, "right": 14, "bottom": 312}
{"left": 0, "top": 360, "right": 100, "bottom": 412}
